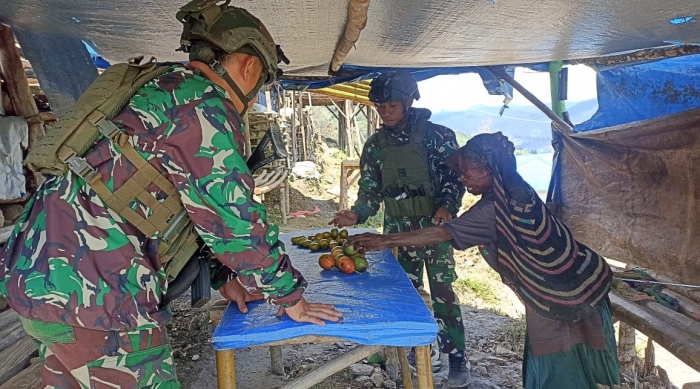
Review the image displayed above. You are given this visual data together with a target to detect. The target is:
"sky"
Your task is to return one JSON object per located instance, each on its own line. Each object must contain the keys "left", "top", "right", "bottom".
{"left": 413, "top": 65, "right": 598, "bottom": 113}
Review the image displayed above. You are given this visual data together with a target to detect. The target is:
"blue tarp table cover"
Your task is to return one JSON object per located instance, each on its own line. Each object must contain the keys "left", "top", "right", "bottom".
{"left": 212, "top": 228, "right": 438, "bottom": 350}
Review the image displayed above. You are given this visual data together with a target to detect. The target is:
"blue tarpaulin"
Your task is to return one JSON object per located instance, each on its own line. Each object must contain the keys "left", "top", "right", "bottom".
{"left": 575, "top": 54, "right": 700, "bottom": 132}
{"left": 212, "top": 228, "right": 438, "bottom": 350}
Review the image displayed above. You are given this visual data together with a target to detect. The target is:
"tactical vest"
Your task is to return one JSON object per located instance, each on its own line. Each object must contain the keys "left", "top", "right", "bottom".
{"left": 24, "top": 57, "right": 199, "bottom": 281}
{"left": 377, "top": 119, "right": 435, "bottom": 218}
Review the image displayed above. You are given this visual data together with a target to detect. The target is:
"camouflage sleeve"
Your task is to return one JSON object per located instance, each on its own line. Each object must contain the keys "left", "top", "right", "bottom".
{"left": 351, "top": 136, "right": 383, "bottom": 224}
{"left": 161, "top": 96, "right": 306, "bottom": 308}
{"left": 429, "top": 124, "right": 465, "bottom": 216}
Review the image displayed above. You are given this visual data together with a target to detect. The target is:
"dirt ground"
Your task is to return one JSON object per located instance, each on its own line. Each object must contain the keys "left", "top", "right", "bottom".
{"left": 168, "top": 143, "right": 698, "bottom": 389}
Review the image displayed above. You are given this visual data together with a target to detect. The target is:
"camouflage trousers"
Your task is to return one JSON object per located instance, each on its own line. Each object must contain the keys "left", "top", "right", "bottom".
{"left": 384, "top": 215, "right": 466, "bottom": 355}
{"left": 20, "top": 318, "right": 180, "bottom": 389}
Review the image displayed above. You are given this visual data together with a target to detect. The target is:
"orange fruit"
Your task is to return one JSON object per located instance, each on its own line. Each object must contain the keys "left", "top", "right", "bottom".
{"left": 318, "top": 254, "right": 335, "bottom": 270}
{"left": 338, "top": 257, "right": 356, "bottom": 274}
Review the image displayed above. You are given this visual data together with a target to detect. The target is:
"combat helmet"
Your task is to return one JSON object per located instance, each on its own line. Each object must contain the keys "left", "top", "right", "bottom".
{"left": 369, "top": 70, "right": 420, "bottom": 104}
{"left": 177, "top": 0, "right": 290, "bottom": 113}
{"left": 369, "top": 70, "right": 420, "bottom": 129}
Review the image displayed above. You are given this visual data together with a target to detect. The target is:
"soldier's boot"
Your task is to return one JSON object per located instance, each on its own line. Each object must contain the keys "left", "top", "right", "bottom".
{"left": 447, "top": 351, "right": 471, "bottom": 388}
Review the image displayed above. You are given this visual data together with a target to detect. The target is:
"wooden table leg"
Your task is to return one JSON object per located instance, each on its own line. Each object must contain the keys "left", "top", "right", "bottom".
{"left": 270, "top": 345, "right": 285, "bottom": 376}
{"left": 414, "top": 345, "right": 434, "bottom": 389}
{"left": 397, "top": 347, "right": 414, "bottom": 389}
{"left": 216, "top": 349, "right": 237, "bottom": 389}
{"left": 385, "top": 347, "right": 399, "bottom": 382}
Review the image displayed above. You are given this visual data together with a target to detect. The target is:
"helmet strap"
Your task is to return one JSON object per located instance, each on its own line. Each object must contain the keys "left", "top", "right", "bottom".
{"left": 208, "top": 59, "right": 264, "bottom": 116}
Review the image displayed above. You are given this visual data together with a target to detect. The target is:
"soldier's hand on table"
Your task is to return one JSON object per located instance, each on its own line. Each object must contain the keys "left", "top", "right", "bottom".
{"left": 276, "top": 297, "right": 343, "bottom": 326}
{"left": 329, "top": 210, "right": 359, "bottom": 228}
{"left": 346, "top": 233, "right": 389, "bottom": 252}
{"left": 433, "top": 206, "right": 452, "bottom": 225}
{"left": 220, "top": 278, "right": 264, "bottom": 314}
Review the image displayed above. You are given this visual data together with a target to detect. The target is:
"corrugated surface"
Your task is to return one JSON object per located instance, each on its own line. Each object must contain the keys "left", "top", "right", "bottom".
{"left": 1, "top": 1, "right": 699, "bottom": 78}
{"left": 212, "top": 228, "right": 438, "bottom": 349}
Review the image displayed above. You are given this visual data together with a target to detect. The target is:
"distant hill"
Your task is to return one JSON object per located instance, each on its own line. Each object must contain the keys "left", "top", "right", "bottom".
{"left": 430, "top": 99, "right": 598, "bottom": 152}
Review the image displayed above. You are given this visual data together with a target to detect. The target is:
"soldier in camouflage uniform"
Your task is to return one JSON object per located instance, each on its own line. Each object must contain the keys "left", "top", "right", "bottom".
{"left": 0, "top": 2, "right": 341, "bottom": 388}
{"left": 330, "top": 70, "right": 470, "bottom": 387}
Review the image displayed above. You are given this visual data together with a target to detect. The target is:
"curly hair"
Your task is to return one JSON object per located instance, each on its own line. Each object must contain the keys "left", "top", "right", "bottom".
{"left": 458, "top": 142, "right": 491, "bottom": 173}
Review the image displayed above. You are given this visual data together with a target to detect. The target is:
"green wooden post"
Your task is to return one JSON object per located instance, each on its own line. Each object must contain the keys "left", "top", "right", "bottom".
{"left": 549, "top": 61, "right": 566, "bottom": 118}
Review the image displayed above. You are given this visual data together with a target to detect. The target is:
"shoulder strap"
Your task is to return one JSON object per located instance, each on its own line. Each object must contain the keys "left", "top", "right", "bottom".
{"left": 410, "top": 118, "right": 430, "bottom": 143}
{"left": 376, "top": 128, "right": 389, "bottom": 150}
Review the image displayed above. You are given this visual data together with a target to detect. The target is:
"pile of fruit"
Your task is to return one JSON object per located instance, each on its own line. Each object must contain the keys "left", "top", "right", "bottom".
{"left": 290, "top": 228, "right": 349, "bottom": 252}
{"left": 289, "top": 229, "right": 369, "bottom": 274}
{"left": 318, "top": 244, "right": 369, "bottom": 274}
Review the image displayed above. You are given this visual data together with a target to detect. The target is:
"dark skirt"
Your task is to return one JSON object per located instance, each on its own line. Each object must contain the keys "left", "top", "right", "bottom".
{"left": 522, "top": 299, "right": 620, "bottom": 389}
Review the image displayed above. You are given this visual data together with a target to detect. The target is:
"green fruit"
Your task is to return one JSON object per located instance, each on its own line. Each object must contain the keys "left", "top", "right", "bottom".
{"left": 309, "top": 242, "right": 320, "bottom": 251}
{"left": 339, "top": 229, "right": 349, "bottom": 239}
{"left": 314, "top": 233, "right": 324, "bottom": 241}
{"left": 352, "top": 255, "right": 369, "bottom": 272}
{"left": 322, "top": 232, "right": 332, "bottom": 239}
{"left": 301, "top": 240, "right": 311, "bottom": 248}
{"left": 319, "top": 239, "right": 330, "bottom": 249}
{"left": 330, "top": 228, "right": 339, "bottom": 238}
{"left": 343, "top": 244, "right": 357, "bottom": 256}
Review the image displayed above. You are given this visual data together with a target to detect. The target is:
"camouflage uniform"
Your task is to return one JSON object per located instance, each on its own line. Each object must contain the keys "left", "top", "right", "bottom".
{"left": 0, "top": 65, "right": 307, "bottom": 388}
{"left": 351, "top": 107, "right": 466, "bottom": 354}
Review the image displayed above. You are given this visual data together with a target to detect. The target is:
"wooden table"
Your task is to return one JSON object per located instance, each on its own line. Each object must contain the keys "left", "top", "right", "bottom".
{"left": 210, "top": 228, "right": 438, "bottom": 389}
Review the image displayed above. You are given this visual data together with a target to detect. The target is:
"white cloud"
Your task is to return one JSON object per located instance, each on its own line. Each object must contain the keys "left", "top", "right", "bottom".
{"left": 414, "top": 65, "right": 597, "bottom": 113}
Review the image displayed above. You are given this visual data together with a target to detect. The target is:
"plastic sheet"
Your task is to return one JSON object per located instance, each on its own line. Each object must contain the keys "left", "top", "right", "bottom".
{"left": 1, "top": 1, "right": 698, "bottom": 79}
{"left": 576, "top": 54, "right": 700, "bottom": 132}
{"left": 559, "top": 108, "right": 700, "bottom": 285}
{"left": 212, "top": 228, "right": 438, "bottom": 350}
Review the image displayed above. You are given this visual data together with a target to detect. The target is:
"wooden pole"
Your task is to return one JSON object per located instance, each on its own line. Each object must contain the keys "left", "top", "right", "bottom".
{"left": 243, "top": 111, "right": 251, "bottom": 159}
{"left": 344, "top": 100, "right": 354, "bottom": 159}
{"left": 385, "top": 347, "right": 400, "bottom": 382}
{"left": 339, "top": 163, "right": 349, "bottom": 211}
{"left": 397, "top": 347, "right": 415, "bottom": 389}
{"left": 610, "top": 292, "right": 700, "bottom": 372}
{"left": 216, "top": 350, "right": 237, "bottom": 389}
{"left": 298, "top": 91, "right": 306, "bottom": 161}
{"left": 0, "top": 24, "right": 44, "bottom": 149}
{"left": 414, "top": 345, "right": 434, "bottom": 389}
{"left": 270, "top": 345, "right": 285, "bottom": 376}
{"left": 278, "top": 345, "right": 383, "bottom": 389}
{"left": 643, "top": 339, "right": 656, "bottom": 377}
{"left": 618, "top": 322, "right": 637, "bottom": 378}
{"left": 291, "top": 91, "right": 297, "bottom": 163}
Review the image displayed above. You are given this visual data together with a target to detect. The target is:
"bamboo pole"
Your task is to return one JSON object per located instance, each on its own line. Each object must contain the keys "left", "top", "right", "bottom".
{"left": 330, "top": 0, "right": 370, "bottom": 72}
{"left": 216, "top": 350, "right": 237, "bottom": 389}
{"left": 414, "top": 345, "right": 434, "bottom": 389}
{"left": 278, "top": 345, "right": 383, "bottom": 389}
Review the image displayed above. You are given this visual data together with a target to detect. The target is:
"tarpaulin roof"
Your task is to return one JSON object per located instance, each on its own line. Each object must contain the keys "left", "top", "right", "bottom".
{"left": 3, "top": 0, "right": 700, "bottom": 121}
{"left": 1, "top": 0, "right": 699, "bottom": 81}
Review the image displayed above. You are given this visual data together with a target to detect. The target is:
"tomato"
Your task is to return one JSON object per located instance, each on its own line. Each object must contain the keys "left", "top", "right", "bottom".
{"left": 338, "top": 257, "right": 356, "bottom": 274}
{"left": 318, "top": 254, "right": 335, "bottom": 270}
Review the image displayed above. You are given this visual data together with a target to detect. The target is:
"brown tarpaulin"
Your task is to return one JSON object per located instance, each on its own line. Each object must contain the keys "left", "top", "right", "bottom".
{"left": 559, "top": 108, "right": 700, "bottom": 285}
